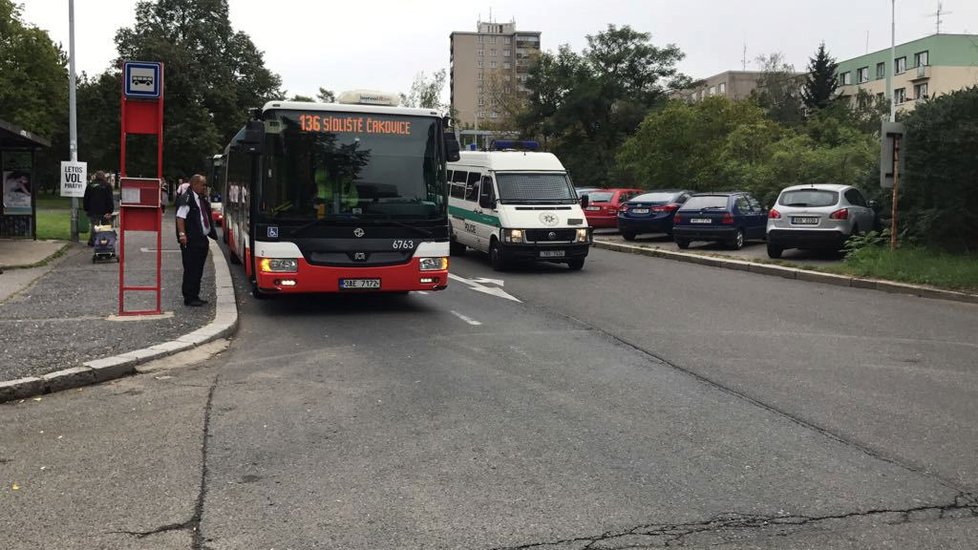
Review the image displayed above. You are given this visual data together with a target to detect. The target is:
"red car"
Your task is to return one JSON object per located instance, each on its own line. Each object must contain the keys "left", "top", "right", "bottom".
{"left": 582, "top": 188, "right": 643, "bottom": 228}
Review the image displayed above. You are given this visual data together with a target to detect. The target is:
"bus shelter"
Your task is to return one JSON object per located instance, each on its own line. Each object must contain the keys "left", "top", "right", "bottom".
{"left": 0, "top": 119, "right": 50, "bottom": 239}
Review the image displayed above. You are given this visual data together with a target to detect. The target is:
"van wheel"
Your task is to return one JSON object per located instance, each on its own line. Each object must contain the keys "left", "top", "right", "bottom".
{"left": 449, "top": 238, "right": 466, "bottom": 256}
{"left": 567, "top": 258, "right": 585, "bottom": 271}
{"left": 488, "top": 240, "right": 508, "bottom": 271}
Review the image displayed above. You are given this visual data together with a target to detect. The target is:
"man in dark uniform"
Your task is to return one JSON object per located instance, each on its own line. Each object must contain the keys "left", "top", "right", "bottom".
{"left": 175, "top": 174, "right": 216, "bottom": 306}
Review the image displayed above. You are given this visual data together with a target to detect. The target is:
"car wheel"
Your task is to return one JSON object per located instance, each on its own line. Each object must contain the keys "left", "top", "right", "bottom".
{"left": 729, "top": 229, "right": 745, "bottom": 250}
{"left": 567, "top": 258, "right": 585, "bottom": 271}
{"left": 767, "top": 244, "right": 783, "bottom": 259}
{"left": 621, "top": 232, "right": 636, "bottom": 241}
{"left": 449, "top": 237, "right": 466, "bottom": 256}
{"left": 488, "top": 240, "right": 508, "bottom": 271}
{"left": 675, "top": 238, "right": 690, "bottom": 249}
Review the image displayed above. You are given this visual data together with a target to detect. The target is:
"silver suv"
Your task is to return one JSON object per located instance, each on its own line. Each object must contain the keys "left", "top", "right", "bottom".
{"left": 766, "top": 184, "right": 876, "bottom": 258}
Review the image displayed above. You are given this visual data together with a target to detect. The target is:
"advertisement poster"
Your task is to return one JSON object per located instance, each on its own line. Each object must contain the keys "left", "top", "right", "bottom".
{"left": 2, "top": 152, "right": 33, "bottom": 215}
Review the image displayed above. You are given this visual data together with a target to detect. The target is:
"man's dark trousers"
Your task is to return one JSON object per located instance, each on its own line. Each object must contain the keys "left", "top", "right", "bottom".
{"left": 181, "top": 243, "right": 208, "bottom": 303}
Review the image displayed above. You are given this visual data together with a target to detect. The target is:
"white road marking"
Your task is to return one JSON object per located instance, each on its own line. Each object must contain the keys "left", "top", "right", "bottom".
{"left": 448, "top": 273, "right": 522, "bottom": 303}
{"left": 471, "top": 277, "right": 505, "bottom": 286}
{"left": 450, "top": 310, "right": 482, "bottom": 326}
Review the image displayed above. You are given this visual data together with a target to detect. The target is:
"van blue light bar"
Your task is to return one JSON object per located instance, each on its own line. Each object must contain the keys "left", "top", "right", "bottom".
{"left": 489, "top": 140, "right": 540, "bottom": 151}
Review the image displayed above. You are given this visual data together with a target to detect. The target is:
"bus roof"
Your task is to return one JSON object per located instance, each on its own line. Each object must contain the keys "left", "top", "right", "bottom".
{"left": 262, "top": 100, "right": 442, "bottom": 118}
{"left": 451, "top": 150, "right": 566, "bottom": 172}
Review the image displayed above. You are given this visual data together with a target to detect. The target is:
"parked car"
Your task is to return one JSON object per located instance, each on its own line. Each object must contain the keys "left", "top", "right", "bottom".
{"left": 617, "top": 189, "right": 695, "bottom": 240}
{"left": 672, "top": 192, "right": 767, "bottom": 250}
{"left": 582, "top": 188, "right": 643, "bottom": 228}
{"left": 766, "top": 184, "right": 876, "bottom": 258}
{"left": 574, "top": 186, "right": 601, "bottom": 198}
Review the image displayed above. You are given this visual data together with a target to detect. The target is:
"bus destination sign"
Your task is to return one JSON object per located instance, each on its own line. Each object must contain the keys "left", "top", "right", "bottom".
{"left": 297, "top": 114, "right": 412, "bottom": 136}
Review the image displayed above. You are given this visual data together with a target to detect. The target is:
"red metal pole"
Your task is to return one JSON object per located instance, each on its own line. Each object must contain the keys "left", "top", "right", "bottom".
{"left": 119, "top": 88, "right": 127, "bottom": 315}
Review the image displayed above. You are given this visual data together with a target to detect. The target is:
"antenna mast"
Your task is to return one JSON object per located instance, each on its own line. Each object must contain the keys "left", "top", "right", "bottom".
{"left": 929, "top": 2, "right": 952, "bottom": 34}
{"left": 742, "top": 42, "right": 747, "bottom": 71}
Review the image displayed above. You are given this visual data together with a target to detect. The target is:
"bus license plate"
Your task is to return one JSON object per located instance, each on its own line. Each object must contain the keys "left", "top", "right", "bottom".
{"left": 340, "top": 278, "right": 381, "bottom": 290}
{"left": 540, "top": 250, "right": 565, "bottom": 258}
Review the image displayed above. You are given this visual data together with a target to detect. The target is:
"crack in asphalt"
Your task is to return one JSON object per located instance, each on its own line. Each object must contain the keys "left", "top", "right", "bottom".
{"left": 540, "top": 308, "right": 972, "bottom": 496}
{"left": 106, "top": 374, "right": 220, "bottom": 546}
{"left": 490, "top": 493, "right": 978, "bottom": 550}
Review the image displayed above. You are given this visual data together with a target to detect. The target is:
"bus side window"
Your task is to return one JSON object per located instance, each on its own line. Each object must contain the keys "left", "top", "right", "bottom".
{"left": 465, "top": 171, "right": 481, "bottom": 202}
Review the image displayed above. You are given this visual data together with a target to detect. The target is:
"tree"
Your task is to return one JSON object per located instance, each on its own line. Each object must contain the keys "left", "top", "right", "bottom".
{"left": 113, "top": 0, "right": 282, "bottom": 176}
{"left": 401, "top": 69, "right": 446, "bottom": 110}
{"left": 316, "top": 87, "right": 335, "bottom": 103}
{"left": 0, "top": 0, "right": 68, "bottom": 137}
{"left": 0, "top": 0, "right": 69, "bottom": 191}
{"left": 521, "top": 25, "right": 689, "bottom": 186}
{"left": 801, "top": 42, "right": 839, "bottom": 111}
{"left": 754, "top": 52, "right": 805, "bottom": 127}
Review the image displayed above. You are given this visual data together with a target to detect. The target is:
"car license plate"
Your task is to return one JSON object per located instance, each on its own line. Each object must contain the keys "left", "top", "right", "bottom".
{"left": 690, "top": 218, "right": 711, "bottom": 224}
{"left": 630, "top": 208, "right": 650, "bottom": 214}
{"left": 540, "top": 250, "right": 565, "bottom": 258}
{"left": 586, "top": 206, "right": 601, "bottom": 211}
{"left": 792, "top": 216, "right": 819, "bottom": 225}
{"left": 339, "top": 278, "right": 381, "bottom": 290}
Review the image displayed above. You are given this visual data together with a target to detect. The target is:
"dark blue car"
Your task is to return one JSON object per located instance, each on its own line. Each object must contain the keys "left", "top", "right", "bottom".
{"left": 616, "top": 189, "right": 695, "bottom": 241}
{"left": 672, "top": 192, "right": 767, "bottom": 250}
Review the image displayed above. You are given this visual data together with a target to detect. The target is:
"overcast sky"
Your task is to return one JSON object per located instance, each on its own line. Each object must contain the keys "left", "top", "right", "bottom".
{"left": 21, "top": 0, "right": 978, "bottom": 99}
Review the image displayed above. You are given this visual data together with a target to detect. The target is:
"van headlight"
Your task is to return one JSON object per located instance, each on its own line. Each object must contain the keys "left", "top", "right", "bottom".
{"left": 419, "top": 257, "right": 449, "bottom": 271}
{"left": 259, "top": 258, "right": 298, "bottom": 273}
{"left": 575, "top": 228, "right": 589, "bottom": 243}
{"left": 503, "top": 229, "right": 524, "bottom": 243}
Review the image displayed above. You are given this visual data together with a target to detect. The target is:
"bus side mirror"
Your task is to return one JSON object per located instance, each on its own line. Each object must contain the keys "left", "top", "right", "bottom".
{"left": 242, "top": 120, "right": 265, "bottom": 154}
{"left": 445, "top": 132, "right": 461, "bottom": 162}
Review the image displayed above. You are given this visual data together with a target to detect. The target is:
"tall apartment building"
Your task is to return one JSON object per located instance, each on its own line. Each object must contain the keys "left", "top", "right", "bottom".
{"left": 449, "top": 20, "right": 541, "bottom": 129}
{"left": 835, "top": 34, "right": 978, "bottom": 111}
{"left": 675, "top": 71, "right": 772, "bottom": 102}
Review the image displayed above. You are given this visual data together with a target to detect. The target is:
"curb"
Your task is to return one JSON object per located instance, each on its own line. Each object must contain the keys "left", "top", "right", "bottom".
{"left": 0, "top": 239, "right": 238, "bottom": 404}
{"left": 593, "top": 239, "right": 978, "bottom": 306}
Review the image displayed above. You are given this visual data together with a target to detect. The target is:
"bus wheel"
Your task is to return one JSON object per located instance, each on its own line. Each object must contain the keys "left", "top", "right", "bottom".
{"left": 251, "top": 282, "right": 267, "bottom": 300}
{"left": 449, "top": 238, "right": 466, "bottom": 256}
{"left": 489, "top": 240, "right": 508, "bottom": 272}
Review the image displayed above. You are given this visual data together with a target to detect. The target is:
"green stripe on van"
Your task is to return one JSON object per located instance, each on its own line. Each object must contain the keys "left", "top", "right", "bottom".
{"left": 448, "top": 205, "right": 500, "bottom": 227}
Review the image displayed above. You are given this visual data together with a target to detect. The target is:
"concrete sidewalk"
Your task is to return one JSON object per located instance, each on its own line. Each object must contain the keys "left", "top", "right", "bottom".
{"left": 0, "top": 225, "right": 237, "bottom": 403}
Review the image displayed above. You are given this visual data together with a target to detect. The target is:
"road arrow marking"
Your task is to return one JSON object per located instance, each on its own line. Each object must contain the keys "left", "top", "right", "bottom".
{"left": 448, "top": 273, "right": 522, "bottom": 303}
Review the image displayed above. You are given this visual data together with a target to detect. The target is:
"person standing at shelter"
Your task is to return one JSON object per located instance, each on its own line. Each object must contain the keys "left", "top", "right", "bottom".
{"left": 175, "top": 174, "right": 216, "bottom": 307}
{"left": 82, "top": 171, "right": 114, "bottom": 246}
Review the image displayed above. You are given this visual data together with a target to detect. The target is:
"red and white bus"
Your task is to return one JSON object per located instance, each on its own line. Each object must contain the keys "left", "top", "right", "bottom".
{"left": 220, "top": 91, "right": 460, "bottom": 297}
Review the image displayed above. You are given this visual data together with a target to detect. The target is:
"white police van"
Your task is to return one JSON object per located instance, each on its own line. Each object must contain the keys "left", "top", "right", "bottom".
{"left": 447, "top": 141, "right": 591, "bottom": 271}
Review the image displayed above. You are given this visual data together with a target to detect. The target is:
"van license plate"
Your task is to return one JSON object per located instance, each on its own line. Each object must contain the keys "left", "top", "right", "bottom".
{"left": 690, "top": 218, "right": 711, "bottom": 224}
{"left": 792, "top": 217, "right": 819, "bottom": 225}
{"left": 540, "top": 250, "right": 565, "bottom": 258}
{"left": 340, "top": 279, "right": 381, "bottom": 290}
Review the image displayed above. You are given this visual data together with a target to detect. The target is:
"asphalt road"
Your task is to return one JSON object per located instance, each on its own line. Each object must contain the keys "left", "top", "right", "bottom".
{"left": 2, "top": 244, "right": 976, "bottom": 549}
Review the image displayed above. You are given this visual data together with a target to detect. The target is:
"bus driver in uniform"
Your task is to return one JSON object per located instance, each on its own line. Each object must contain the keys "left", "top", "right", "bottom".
{"left": 176, "top": 174, "right": 217, "bottom": 307}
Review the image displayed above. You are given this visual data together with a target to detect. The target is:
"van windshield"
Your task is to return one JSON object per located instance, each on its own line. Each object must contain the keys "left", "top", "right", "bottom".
{"left": 495, "top": 172, "right": 578, "bottom": 204}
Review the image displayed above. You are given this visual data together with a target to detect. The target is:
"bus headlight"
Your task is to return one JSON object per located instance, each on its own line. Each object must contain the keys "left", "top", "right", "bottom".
{"left": 259, "top": 258, "right": 298, "bottom": 273}
{"left": 576, "top": 228, "right": 589, "bottom": 243}
{"left": 419, "top": 257, "right": 448, "bottom": 271}
{"left": 503, "top": 229, "right": 524, "bottom": 243}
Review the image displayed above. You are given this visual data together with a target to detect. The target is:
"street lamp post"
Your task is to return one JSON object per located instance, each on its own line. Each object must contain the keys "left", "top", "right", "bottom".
{"left": 68, "top": 0, "right": 80, "bottom": 242}
{"left": 889, "top": 0, "right": 896, "bottom": 123}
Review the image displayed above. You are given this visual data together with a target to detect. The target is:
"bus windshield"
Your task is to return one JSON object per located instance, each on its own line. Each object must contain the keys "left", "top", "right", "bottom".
{"left": 260, "top": 109, "right": 446, "bottom": 222}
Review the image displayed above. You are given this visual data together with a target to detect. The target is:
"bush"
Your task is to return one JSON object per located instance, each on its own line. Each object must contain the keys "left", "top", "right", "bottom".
{"left": 901, "top": 87, "right": 978, "bottom": 252}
